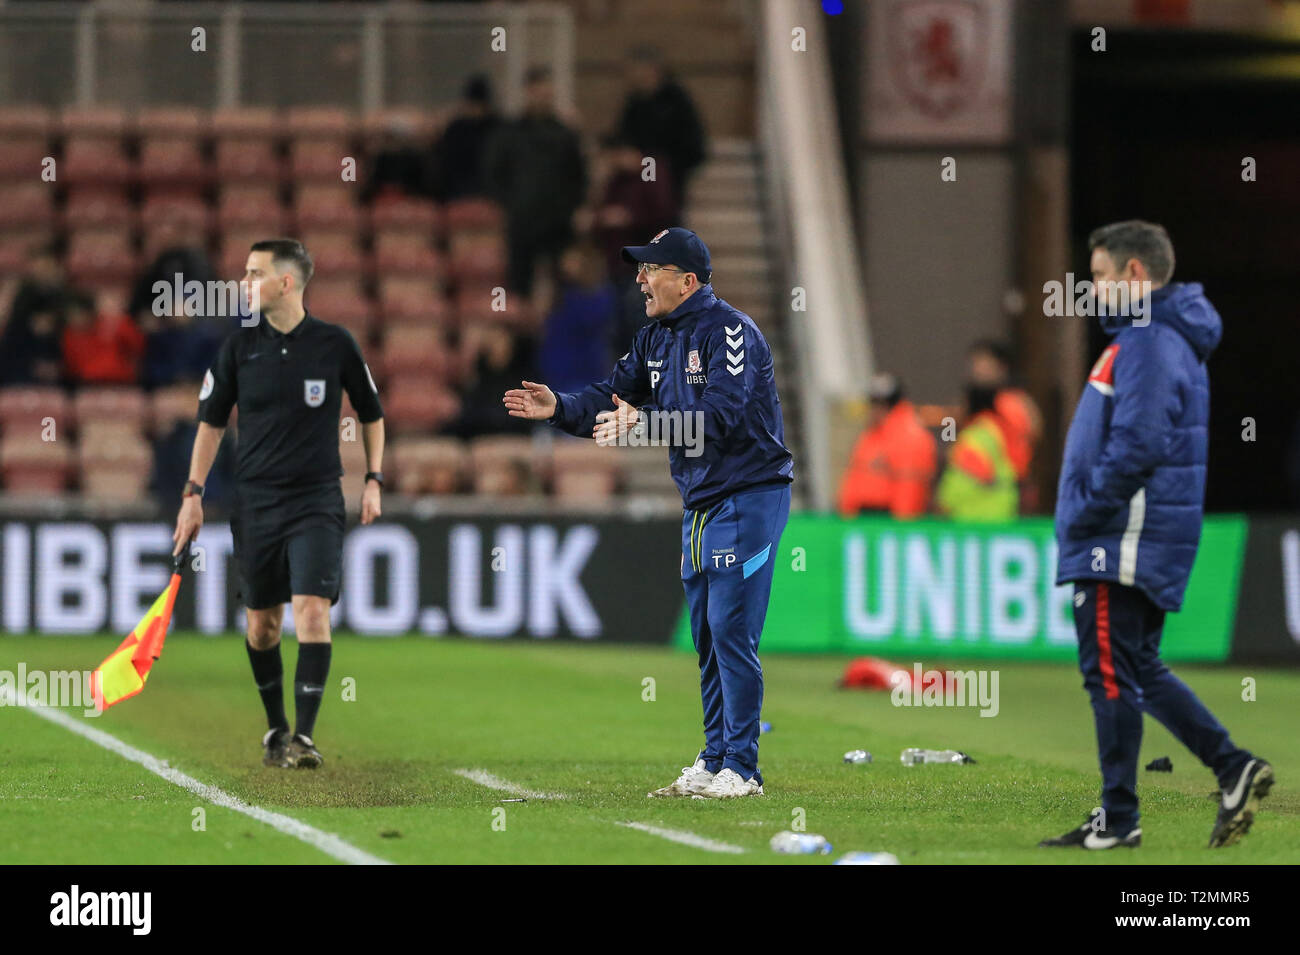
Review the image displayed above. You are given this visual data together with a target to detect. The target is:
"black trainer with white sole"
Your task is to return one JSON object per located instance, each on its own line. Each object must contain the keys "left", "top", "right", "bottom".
{"left": 262, "top": 727, "right": 292, "bottom": 768}
{"left": 285, "top": 733, "right": 324, "bottom": 769}
{"left": 1039, "top": 820, "right": 1141, "bottom": 849}
{"left": 1209, "top": 758, "right": 1273, "bottom": 848}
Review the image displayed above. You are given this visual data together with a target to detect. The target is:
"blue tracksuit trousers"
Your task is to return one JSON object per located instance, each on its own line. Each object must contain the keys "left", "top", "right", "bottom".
{"left": 1071, "top": 580, "right": 1253, "bottom": 834}
{"left": 681, "top": 483, "right": 790, "bottom": 783}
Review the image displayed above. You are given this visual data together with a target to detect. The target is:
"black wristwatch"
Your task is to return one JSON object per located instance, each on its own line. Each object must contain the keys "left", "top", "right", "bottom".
{"left": 365, "top": 471, "right": 385, "bottom": 488}
{"left": 183, "top": 480, "right": 205, "bottom": 499}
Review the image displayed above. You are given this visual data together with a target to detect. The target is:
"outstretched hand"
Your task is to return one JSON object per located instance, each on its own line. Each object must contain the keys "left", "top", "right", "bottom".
{"left": 594, "top": 394, "right": 640, "bottom": 446}
{"left": 503, "top": 380, "right": 558, "bottom": 421}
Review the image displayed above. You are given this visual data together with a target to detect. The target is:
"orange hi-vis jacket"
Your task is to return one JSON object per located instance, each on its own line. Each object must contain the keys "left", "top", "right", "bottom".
{"left": 838, "top": 400, "right": 938, "bottom": 518}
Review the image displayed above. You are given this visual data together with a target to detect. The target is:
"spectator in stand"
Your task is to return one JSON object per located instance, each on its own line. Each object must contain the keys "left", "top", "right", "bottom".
{"left": 838, "top": 373, "right": 937, "bottom": 519}
{"left": 449, "top": 325, "right": 535, "bottom": 438}
{"left": 364, "top": 115, "right": 430, "bottom": 201}
{"left": 613, "top": 45, "right": 707, "bottom": 218}
{"left": 61, "top": 288, "right": 145, "bottom": 385}
{"left": 131, "top": 220, "right": 228, "bottom": 388}
{"left": 590, "top": 134, "right": 678, "bottom": 282}
{"left": 935, "top": 377, "right": 1019, "bottom": 522}
{"left": 0, "top": 244, "right": 70, "bottom": 386}
{"left": 966, "top": 338, "right": 1042, "bottom": 509}
{"left": 484, "top": 65, "right": 587, "bottom": 296}
{"left": 430, "top": 73, "right": 501, "bottom": 202}
{"left": 538, "top": 242, "right": 617, "bottom": 395}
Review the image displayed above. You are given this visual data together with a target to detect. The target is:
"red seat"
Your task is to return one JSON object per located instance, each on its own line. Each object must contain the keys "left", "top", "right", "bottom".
{"left": 65, "top": 232, "right": 137, "bottom": 287}
{"left": 371, "top": 197, "right": 442, "bottom": 237}
{"left": 373, "top": 232, "right": 445, "bottom": 276}
{"left": 448, "top": 235, "right": 506, "bottom": 284}
{"left": 62, "top": 188, "right": 134, "bottom": 229}
{"left": 214, "top": 139, "right": 283, "bottom": 182}
{"left": 0, "top": 386, "right": 73, "bottom": 436}
{"left": 377, "top": 276, "right": 449, "bottom": 324}
{"left": 138, "top": 138, "right": 210, "bottom": 189}
{"left": 73, "top": 387, "right": 149, "bottom": 430}
{"left": 391, "top": 436, "right": 467, "bottom": 494}
{"left": 381, "top": 323, "right": 450, "bottom": 378}
{"left": 307, "top": 280, "right": 375, "bottom": 342}
{"left": 0, "top": 183, "right": 54, "bottom": 230}
{"left": 217, "top": 184, "right": 287, "bottom": 231}
{"left": 468, "top": 435, "right": 535, "bottom": 496}
{"left": 61, "top": 137, "right": 134, "bottom": 186}
{"left": 1, "top": 434, "right": 73, "bottom": 494}
{"left": 444, "top": 198, "right": 505, "bottom": 233}
{"left": 293, "top": 183, "right": 362, "bottom": 230}
{"left": 286, "top": 107, "right": 354, "bottom": 141}
{"left": 297, "top": 230, "right": 365, "bottom": 277}
{"left": 140, "top": 194, "right": 210, "bottom": 232}
{"left": 288, "top": 138, "right": 353, "bottom": 182}
{"left": 383, "top": 376, "right": 459, "bottom": 435}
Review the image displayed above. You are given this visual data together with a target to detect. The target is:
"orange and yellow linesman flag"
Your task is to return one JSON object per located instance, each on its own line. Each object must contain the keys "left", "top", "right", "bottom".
{"left": 90, "top": 547, "right": 187, "bottom": 710}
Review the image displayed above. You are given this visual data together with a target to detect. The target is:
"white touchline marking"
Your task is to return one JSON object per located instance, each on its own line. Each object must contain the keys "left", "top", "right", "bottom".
{"left": 3, "top": 687, "right": 391, "bottom": 866}
{"left": 453, "top": 768, "right": 567, "bottom": 800}
{"left": 616, "top": 821, "right": 747, "bottom": 855}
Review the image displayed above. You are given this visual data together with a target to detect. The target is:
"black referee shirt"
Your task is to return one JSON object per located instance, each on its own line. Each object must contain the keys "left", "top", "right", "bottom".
{"left": 197, "top": 313, "right": 383, "bottom": 488}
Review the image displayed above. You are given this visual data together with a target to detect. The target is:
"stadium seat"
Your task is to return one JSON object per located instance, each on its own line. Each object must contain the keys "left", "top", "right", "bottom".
{"left": 73, "top": 388, "right": 148, "bottom": 431}
{"left": 0, "top": 433, "right": 73, "bottom": 494}
{"left": 286, "top": 107, "right": 354, "bottom": 141}
{"left": 468, "top": 435, "right": 535, "bottom": 496}
{"left": 138, "top": 138, "right": 210, "bottom": 190}
{"left": 381, "top": 323, "right": 450, "bottom": 378}
{"left": 0, "top": 106, "right": 50, "bottom": 177}
{"left": 0, "top": 183, "right": 54, "bottom": 230}
{"left": 383, "top": 376, "right": 460, "bottom": 435}
{"left": 370, "top": 196, "right": 442, "bottom": 237}
{"left": 0, "top": 386, "right": 72, "bottom": 436}
{"left": 306, "top": 278, "right": 375, "bottom": 342}
{"left": 149, "top": 384, "right": 199, "bottom": 437}
{"left": 62, "top": 188, "right": 135, "bottom": 229}
{"left": 77, "top": 429, "right": 152, "bottom": 502}
{"left": 443, "top": 198, "right": 505, "bottom": 233}
{"left": 288, "top": 138, "right": 354, "bottom": 182}
{"left": 454, "top": 283, "right": 533, "bottom": 330}
{"left": 377, "top": 276, "right": 449, "bottom": 324}
{"left": 447, "top": 234, "right": 506, "bottom": 284}
{"left": 65, "top": 231, "right": 137, "bottom": 288}
{"left": 391, "top": 436, "right": 466, "bottom": 494}
{"left": 61, "top": 136, "right": 134, "bottom": 186}
{"left": 373, "top": 232, "right": 445, "bottom": 276}
{"left": 296, "top": 230, "right": 366, "bottom": 277}
{"left": 550, "top": 439, "right": 621, "bottom": 503}
{"left": 216, "top": 184, "right": 287, "bottom": 231}
{"left": 216, "top": 230, "right": 266, "bottom": 280}
{"left": 214, "top": 139, "right": 284, "bottom": 182}
{"left": 140, "top": 194, "right": 210, "bottom": 233}
{"left": 292, "top": 183, "right": 362, "bottom": 231}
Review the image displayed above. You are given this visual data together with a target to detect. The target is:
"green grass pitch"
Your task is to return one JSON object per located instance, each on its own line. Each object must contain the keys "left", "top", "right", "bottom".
{"left": 1, "top": 634, "right": 1295, "bottom": 864}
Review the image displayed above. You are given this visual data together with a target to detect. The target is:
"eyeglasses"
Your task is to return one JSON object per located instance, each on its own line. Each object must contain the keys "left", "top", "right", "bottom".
{"left": 636, "top": 263, "right": 684, "bottom": 275}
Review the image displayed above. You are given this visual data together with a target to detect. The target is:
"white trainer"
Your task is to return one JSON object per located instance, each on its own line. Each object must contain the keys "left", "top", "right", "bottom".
{"left": 648, "top": 758, "right": 715, "bottom": 798}
{"left": 692, "top": 767, "right": 764, "bottom": 799}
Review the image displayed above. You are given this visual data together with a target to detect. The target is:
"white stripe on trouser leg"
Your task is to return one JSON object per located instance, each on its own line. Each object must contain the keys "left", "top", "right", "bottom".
{"left": 1118, "top": 487, "right": 1145, "bottom": 586}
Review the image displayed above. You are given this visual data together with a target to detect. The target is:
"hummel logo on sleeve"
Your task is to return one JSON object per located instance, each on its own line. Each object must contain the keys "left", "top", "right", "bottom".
{"left": 725, "top": 324, "right": 745, "bottom": 376}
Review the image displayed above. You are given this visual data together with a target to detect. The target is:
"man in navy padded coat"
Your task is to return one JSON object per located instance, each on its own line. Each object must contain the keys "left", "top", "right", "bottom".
{"left": 1041, "top": 221, "right": 1272, "bottom": 851}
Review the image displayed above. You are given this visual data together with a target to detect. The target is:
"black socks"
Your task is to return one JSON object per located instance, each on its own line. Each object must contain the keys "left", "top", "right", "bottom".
{"left": 246, "top": 640, "right": 288, "bottom": 733}
{"left": 293, "top": 643, "right": 332, "bottom": 741}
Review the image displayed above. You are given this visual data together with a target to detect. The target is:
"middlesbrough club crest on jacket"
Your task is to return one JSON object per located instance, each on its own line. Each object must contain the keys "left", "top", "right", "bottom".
{"left": 686, "top": 349, "right": 702, "bottom": 374}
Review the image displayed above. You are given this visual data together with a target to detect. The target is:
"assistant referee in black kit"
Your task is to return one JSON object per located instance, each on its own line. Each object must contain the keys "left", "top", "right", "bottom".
{"left": 172, "top": 239, "right": 385, "bottom": 769}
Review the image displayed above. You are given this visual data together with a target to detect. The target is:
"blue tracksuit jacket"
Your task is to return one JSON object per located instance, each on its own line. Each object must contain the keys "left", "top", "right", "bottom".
{"left": 549, "top": 285, "right": 793, "bottom": 508}
{"left": 1055, "top": 282, "right": 1223, "bottom": 611}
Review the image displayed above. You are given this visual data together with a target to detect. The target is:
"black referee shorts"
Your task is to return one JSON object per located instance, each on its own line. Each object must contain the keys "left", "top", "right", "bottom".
{"left": 230, "top": 481, "right": 345, "bottom": 610}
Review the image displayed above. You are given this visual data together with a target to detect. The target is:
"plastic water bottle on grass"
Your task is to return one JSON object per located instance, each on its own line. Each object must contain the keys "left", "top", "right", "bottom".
{"left": 900, "top": 748, "right": 975, "bottom": 765}
{"left": 770, "top": 831, "right": 832, "bottom": 855}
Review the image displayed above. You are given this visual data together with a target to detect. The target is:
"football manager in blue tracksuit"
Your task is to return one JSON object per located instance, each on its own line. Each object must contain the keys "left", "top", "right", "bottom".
{"left": 504, "top": 227, "right": 793, "bottom": 799}
{"left": 1042, "top": 220, "right": 1272, "bottom": 850}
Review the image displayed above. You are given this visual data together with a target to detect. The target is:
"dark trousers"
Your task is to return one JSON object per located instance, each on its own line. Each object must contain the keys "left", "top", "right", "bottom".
{"left": 1071, "top": 580, "right": 1252, "bottom": 833}
{"left": 681, "top": 485, "right": 790, "bottom": 782}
